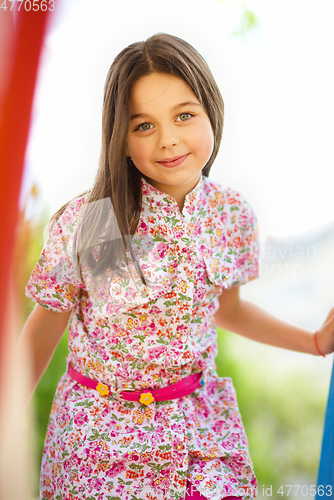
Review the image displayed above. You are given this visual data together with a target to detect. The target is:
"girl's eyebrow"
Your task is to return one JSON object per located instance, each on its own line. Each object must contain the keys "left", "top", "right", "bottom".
{"left": 130, "top": 101, "right": 201, "bottom": 121}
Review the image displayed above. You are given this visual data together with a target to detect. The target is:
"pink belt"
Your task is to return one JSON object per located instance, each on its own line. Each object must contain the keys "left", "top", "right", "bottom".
{"left": 68, "top": 363, "right": 205, "bottom": 406}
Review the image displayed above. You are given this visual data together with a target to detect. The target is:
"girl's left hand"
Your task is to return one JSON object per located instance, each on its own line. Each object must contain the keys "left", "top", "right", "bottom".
{"left": 317, "top": 307, "right": 334, "bottom": 356}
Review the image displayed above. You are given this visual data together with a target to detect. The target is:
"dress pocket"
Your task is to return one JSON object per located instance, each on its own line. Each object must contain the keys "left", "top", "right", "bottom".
{"left": 200, "top": 245, "right": 240, "bottom": 290}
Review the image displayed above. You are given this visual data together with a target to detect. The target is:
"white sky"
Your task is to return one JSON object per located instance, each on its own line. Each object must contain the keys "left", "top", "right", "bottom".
{"left": 22, "top": 0, "right": 334, "bottom": 242}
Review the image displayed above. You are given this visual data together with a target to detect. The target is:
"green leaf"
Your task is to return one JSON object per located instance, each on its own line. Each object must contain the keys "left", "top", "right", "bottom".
{"left": 163, "top": 300, "right": 176, "bottom": 307}
{"left": 129, "top": 463, "right": 144, "bottom": 471}
{"left": 178, "top": 293, "right": 191, "bottom": 301}
{"left": 101, "top": 432, "right": 111, "bottom": 441}
{"left": 158, "top": 443, "right": 172, "bottom": 451}
{"left": 124, "top": 312, "right": 137, "bottom": 319}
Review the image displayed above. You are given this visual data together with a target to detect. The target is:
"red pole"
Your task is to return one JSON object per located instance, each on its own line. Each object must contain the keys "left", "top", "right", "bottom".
{"left": 0, "top": 4, "right": 53, "bottom": 396}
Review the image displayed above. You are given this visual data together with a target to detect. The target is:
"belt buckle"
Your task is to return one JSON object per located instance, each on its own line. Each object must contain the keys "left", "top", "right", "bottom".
{"left": 114, "top": 387, "right": 136, "bottom": 402}
{"left": 115, "top": 388, "right": 155, "bottom": 405}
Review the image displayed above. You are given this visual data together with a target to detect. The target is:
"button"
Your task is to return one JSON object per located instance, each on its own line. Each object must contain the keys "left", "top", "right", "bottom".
{"left": 176, "top": 444, "right": 183, "bottom": 450}
{"left": 175, "top": 332, "right": 182, "bottom": 339}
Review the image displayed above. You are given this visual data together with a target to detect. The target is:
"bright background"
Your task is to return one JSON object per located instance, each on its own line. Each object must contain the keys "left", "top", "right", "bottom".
{"left": 22, "top": 0, "right": 334, "bottom": 242}
{"left": 15, "top": 0, "right": 334, "bottom": 497}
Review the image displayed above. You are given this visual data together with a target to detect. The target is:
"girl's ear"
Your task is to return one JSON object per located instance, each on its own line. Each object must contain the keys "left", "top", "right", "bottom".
{"left": 125, "top": 143, "right": 130, "bottom": 157}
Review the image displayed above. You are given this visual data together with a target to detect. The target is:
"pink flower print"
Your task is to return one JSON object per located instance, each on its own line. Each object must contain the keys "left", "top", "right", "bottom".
{"left": 48, "top": 300, "right": 64, "bottom": 309}
{"left": 56, "top": 476, "right": 65, "bottom": 490}
{"left": 106, "top": 302, "right": 123, "bottom": 315}
{"left": 148, "top": 305, "right": 162, "bottom": 314}
{"left": 128, "top": 451, "right": 140, "bottom": 461}
{"left": 136, "top": 430, "right": 150, "bottom": 442}
{"left": 148, "top": 321, "right": 156, "bottom": 332}
{"left": 196, "top": 359, "right": 206, "bottom": 371}
{"left": 205, "top": 380, "right": 219, "bottom": 397}
{"left": 88, "top": 477, "right": 103, "bottom": 493}
{"left": 145, "top": 345, "right": 167, "bottom": 361}
{"left": 116, "top": 484, "right": 126, "bottom": 495}
{"left": 222, "top": 432, "right": 240, "bottom": 450}
{"left": 56, "top": 407, "right": 70, "bottom": 428}
{"left": 173, "top": 438, "right": 185, "bottom": 453}
{"left": 97, "top": 349, "right": 110, "bottom": 362}
{"left": 171, "top": 423, "right": 183, "bottom": 433}
{"left": 139, "top": 221, "right": 149, "bottom": 234}
{"left": 155, "top": 242, "right": 168, "bottom": 259}
{"left": 73, "top": 410, "right": 88, "bottom": 427}
{"left": 236, "top": 252, "right": 250, "bottom": 267}
{"left": 92, "top": 476, "right": 104, "bottom": 491}
{"left": 79, "top": 464, "right": 92, "bottom": 478}
{"left": 140, "top": 451, "right": 153, "bottom": 464}
{"left": 106, "top": 462, "right": 124, "bottom": 478}
{"left": 176, "top": 324, "right": 187, "bottom": 335}
{"left": 212, "top": 420, "right": 224, "bottom": 433}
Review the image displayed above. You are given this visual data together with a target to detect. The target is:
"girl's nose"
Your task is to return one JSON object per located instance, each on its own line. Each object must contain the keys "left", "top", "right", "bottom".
{"left": 158, "top": 128, "right": 179, "bottom": 149}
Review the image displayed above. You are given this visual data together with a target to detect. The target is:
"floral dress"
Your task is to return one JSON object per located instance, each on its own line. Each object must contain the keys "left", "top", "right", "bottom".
{"left": 26, "top": 173, "right": 260, "bottom": 500}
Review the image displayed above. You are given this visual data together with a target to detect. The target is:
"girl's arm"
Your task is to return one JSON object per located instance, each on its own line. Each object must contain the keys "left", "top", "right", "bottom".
{"left": 214, "top": 286, "right": 334, "bottom": 356}
{"left": 17, "top": 304, "right": 72, "bottom": 403}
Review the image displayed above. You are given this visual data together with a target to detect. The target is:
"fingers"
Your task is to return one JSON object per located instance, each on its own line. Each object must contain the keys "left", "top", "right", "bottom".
{"left": 324, "top": 307, "right": 334, "bottom": 325}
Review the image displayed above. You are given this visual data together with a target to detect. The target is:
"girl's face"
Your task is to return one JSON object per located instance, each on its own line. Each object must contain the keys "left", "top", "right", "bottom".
{"left": 126, "top": 73, "right": 214, "bottom": 210}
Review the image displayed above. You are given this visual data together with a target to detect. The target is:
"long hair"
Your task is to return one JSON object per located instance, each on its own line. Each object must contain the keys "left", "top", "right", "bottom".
{"left": 49, "top": 33, "right": 225, "bottom": 289}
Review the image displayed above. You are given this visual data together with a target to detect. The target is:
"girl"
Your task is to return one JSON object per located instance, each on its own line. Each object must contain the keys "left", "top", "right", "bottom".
{"left": 20, "top": 33, "right": 334, "bottom": 500}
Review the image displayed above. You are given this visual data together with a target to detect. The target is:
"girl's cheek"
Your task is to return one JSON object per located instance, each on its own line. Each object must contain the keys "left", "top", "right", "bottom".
{"left": 191, "top": 124, "right": 214, "bottom": 155}
{"left": 135, "top": 142, "right": 150, "bottom": 159}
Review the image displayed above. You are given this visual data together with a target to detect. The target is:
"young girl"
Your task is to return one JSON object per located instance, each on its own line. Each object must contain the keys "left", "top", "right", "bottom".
{"left": 20, "top": 33, "right": 334, "bottom": 500}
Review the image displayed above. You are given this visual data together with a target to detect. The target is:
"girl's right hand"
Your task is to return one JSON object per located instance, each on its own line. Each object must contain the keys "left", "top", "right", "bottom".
{"left": 317, "top": 307, "right": 334, "bottom": 356}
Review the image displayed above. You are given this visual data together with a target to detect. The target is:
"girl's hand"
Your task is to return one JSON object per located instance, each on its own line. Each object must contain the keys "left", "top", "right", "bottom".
{"left": 317, "top": 307, "right": 334, "bottom": 356}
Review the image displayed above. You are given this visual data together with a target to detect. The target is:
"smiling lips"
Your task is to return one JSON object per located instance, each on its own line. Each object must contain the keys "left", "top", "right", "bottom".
{"left": 157, "top": 154, "right": 189, "bottom": 168}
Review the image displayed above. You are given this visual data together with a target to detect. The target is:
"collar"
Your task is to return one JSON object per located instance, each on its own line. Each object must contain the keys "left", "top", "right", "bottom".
{"left": 141, "top": 174, "right": 204, "bottom": 218}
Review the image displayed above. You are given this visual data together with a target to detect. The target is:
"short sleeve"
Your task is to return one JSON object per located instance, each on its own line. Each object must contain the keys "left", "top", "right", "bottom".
{"left": 232, "top": 194, "right": 260, "bottom": 287}
{"left": 200, "top": 186, "right": 260, "bottom": 289}
{"left": 25, "top": 198, "right": 87, "bottom": 312}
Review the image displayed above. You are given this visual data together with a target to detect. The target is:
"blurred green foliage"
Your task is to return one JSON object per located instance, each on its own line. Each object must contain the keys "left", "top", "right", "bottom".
{"left": 216, "top": 329, "right": 327, "bottom": 497}
{"left": 218, "top": 0, "right": 261, "bottom": 39}
{"left": 232, "top": 6, "right": 260, "bottom": 38}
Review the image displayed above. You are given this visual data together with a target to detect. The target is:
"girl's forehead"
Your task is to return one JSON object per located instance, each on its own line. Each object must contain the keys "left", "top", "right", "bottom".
{"left": 129, "top": 73, "right": 199, "bottom": 109}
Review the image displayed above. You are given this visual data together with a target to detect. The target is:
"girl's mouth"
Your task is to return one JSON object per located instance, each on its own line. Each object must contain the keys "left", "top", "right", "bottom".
{"left": 157, "top": 154, "right": 189, "bottom": 168}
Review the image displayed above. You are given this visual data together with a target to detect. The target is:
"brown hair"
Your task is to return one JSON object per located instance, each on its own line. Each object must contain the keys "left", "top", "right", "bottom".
{"left": 49, "top": 33, "right": 224, "bottom": 287}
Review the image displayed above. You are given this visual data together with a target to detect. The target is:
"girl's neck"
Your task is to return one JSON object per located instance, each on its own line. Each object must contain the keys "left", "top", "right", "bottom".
{"left": 142, "top": 173, "right": 202, "bottom": 213}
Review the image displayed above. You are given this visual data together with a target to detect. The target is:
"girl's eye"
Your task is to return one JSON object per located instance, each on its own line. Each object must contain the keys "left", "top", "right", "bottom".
{"left": 136, "top": 122, "right": 152, "bottom": 131}
{"left": 177, "top": 113, "right": 192, "bottom": 122}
